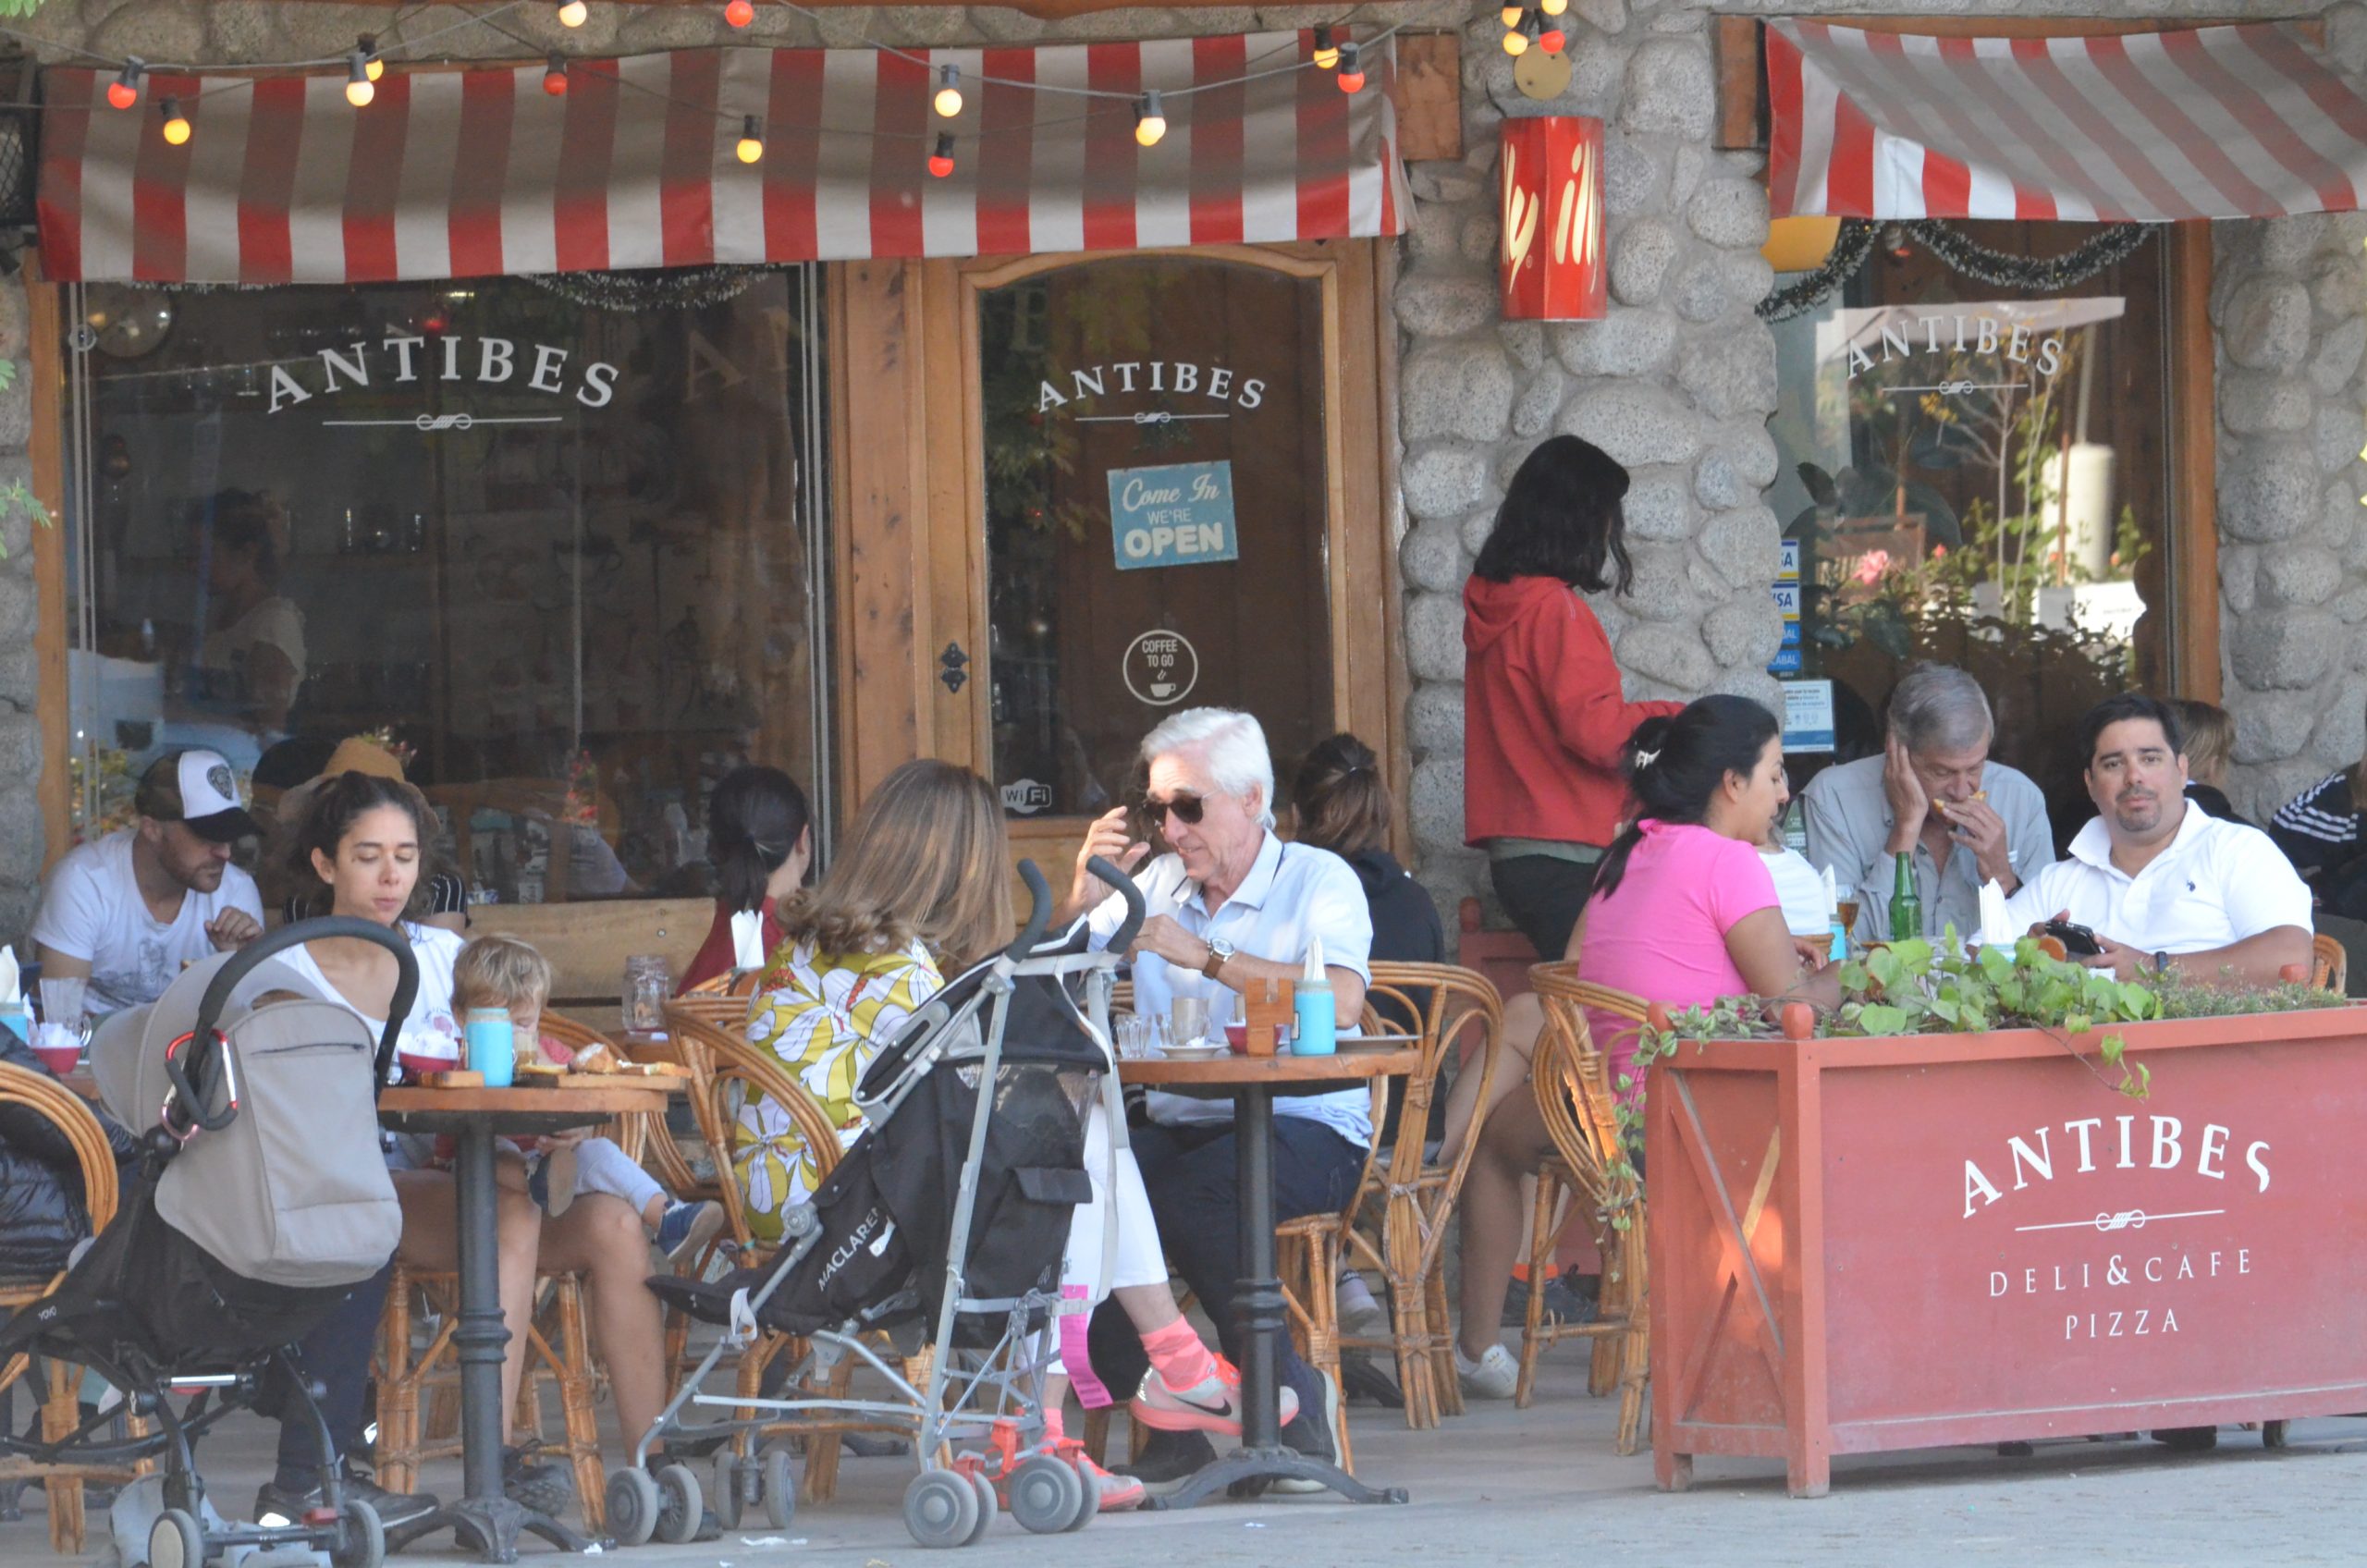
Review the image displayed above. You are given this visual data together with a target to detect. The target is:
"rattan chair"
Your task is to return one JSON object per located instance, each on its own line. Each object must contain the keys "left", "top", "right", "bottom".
{"left": 1274, "top": 963, "right": 1504, "bottom": 1431}
{"left": 2312, "top": 931, "right": 2348, "bottom": 993}
{"left": 664, "top": 1004, "right": 934, "bottom": 1505}
{"left": 0, "top": 1063, "right": 139, "bottom": 1554}
{"left": 1520, "top": 963, "right": 1650, "bottom": 1454}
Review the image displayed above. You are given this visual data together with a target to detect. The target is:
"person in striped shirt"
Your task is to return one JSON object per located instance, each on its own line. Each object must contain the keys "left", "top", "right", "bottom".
{"left": 2267, "top": 764, "right": 2367, "bottom": 899}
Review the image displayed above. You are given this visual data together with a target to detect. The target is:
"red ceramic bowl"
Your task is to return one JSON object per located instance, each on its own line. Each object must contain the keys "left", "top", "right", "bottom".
{"left": 398, "top": 1049, "right": 455, "bottom": 1083}
{"left": 1221, "top": 1022, "right": 1285, "bottom": 1055}
{"left": 32, "top": 1042, "right": 79, "bottom": 1076}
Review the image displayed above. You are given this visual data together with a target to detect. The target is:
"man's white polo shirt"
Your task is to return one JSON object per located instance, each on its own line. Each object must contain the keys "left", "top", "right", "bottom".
{"left": 2003, "top": 801, "right": 2312, "bottom": 954}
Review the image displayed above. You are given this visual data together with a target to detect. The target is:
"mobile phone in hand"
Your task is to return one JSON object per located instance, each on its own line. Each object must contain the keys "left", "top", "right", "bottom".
{"left": 2041, "top": 918, "right": 2103, "bottom": 958}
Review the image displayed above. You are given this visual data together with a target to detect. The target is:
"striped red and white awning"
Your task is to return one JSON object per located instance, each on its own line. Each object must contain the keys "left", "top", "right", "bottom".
{"left": 38, "top": 31, "right": 1407, "bottom": 284}
{"left": 1767, "top": 19, "right": 2367, "bottom": 222}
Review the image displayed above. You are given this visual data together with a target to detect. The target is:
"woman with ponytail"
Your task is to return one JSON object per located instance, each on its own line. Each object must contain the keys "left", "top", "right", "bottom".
{"left": 1445, "top": 694, "right": 1835, "bottom": 1399}
{"left": 678, "top": 765, "right": 813, "bottom": 993}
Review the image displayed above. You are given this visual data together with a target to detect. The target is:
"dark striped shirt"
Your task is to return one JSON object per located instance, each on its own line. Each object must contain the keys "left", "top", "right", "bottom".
{"left": 2267, "top": 772, "right": 2361, "bottom": 877}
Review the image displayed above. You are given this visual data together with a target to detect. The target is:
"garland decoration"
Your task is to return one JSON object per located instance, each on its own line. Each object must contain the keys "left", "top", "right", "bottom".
{"left": 525, "top": 265, "right": 770, "bottom": 312}
{"left": 1758, "top": 217, "right": 2158, "bottom": 323}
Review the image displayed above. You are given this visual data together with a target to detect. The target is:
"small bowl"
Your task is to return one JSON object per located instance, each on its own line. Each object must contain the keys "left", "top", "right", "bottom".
{"left": 398, "top": 1049, "right": 455, "bottom": 1083}
{"left": 32, "top": 1042, "right": 80, "bottom": 1076}
{"left": 1222, "top": 1022, "right": 1286, "bottom": 1055}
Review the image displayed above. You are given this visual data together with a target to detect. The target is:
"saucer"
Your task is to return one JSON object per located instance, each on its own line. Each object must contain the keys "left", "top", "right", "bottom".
{"left": 1152, "top": 1042, "right": 1230, "bottom": 1060}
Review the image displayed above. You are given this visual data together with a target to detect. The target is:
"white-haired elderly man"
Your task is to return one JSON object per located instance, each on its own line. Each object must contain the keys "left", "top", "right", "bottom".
{"left": 1054, "top": 705, "right": 1371, "bottom": 1493}
{"left": 1803, "top": 662, "right": 2055, "bottom": 944}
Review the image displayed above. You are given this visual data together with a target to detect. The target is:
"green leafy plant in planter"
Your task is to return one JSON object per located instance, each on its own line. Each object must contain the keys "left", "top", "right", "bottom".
{"left": 1601, "top": 935, "right": 2343, "bottom": 1222}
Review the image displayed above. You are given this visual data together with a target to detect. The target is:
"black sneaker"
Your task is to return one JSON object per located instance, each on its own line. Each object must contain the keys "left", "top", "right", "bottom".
{"left": 255, "top": 1470, "right": 438, "bottom": 1530}
{"left": 502, "top": 1443, "right": 576, "bottom": 1516}
{"left": 1270, "top": 1370, "right": 1343, "bottom": 1495}
{"left": 1112, "top": 1427, "right": 1215, "bottom": 1494}
{"left": 1538, "top": 1272, "right": 1600, "bottom": 1326}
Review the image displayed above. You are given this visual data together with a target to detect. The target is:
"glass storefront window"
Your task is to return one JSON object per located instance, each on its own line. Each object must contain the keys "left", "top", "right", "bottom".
{"left": 1767, "top": 225, "right": 2175, "bottom": 849}
{"left": 975, "top": 256, "right": 1332, "bottom": 821}
{"left": 63, "top": 270, "right": 831, "bottom": 907}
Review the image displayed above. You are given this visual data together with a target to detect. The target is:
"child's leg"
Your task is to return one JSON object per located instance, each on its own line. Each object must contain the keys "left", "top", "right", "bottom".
{"left": 493, "top": 1144, "right": 530, "bottom": 1194}
{"left": 570, "top": 1136, "right": 666, "bottom": 1220}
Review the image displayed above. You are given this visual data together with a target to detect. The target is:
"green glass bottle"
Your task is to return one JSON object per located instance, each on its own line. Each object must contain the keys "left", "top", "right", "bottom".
{"left": 1889, "top": 851, "right": 1922, "bottom": 942}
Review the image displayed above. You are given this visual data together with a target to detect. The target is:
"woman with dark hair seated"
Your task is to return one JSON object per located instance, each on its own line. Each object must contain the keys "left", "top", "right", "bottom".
{"left": 1446, "top": 695, "right": 1836, "bottom": 1398}
{"left": 678, "top": 765, "right": 813, "bottom": 994}
{"left": 1464, "top": 435, "right": 1684, "bottom": 963}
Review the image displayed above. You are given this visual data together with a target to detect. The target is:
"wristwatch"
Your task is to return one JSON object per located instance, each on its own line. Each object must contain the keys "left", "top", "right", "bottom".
{"left": 1201, "top": 937, "right": 1236, "bottom": 982}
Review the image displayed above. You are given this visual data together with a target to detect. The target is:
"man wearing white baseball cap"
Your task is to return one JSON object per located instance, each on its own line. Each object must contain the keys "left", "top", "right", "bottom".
{"left": 32, "top": 749, "right": 266, "bottom": 1016}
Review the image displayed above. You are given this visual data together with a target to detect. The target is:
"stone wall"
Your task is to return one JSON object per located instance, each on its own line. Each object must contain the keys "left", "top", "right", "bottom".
{"left": 1396, "top": 2, "right": 1785, "bottom": 927}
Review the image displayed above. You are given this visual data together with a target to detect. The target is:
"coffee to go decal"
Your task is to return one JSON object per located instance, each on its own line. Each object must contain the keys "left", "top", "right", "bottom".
{"left": 1109, "top": 461, "right": 1237, "bottom": 571}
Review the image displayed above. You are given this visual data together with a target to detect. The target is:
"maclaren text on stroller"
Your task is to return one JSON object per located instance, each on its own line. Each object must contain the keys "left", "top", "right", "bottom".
{"left": 631, "top": 860, "right": 1146, "bottom": 1548}
{"left": 0, "top": 921, "right": 418, "bottom": 1568}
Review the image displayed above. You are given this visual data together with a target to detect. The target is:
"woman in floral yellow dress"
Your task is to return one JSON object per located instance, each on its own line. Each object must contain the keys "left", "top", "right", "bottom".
{"left": 730, "top": 760, "right": 1284, "bottom": 1512}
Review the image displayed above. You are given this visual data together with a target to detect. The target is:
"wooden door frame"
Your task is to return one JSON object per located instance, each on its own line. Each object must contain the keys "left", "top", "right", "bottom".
{"left": 834, "top": 239, "right": 1406, "bottom": 878}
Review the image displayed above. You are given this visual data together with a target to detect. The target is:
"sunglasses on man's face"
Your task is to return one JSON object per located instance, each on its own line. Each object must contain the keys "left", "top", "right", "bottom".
{"left": 1143, "top": 792, "right": 1207, "bottom": 827}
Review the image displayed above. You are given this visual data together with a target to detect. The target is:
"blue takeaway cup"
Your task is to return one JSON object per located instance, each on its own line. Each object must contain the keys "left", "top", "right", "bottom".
{"left": 464, "top": 1008, "right": 516, "bottom": 1088}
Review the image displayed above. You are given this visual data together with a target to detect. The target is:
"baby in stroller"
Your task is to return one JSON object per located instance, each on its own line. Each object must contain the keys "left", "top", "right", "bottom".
{"left": 0, "top": 923, "right": 417, "bottom": 1568}
{"left": 654, "top": 762, "right": 1282, "bottom": 1532}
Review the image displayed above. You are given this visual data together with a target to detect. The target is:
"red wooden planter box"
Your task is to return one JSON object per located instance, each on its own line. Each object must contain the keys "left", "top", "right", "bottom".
{"left": 1645, "top": 1009, "right": 2367, "bottom": 1497}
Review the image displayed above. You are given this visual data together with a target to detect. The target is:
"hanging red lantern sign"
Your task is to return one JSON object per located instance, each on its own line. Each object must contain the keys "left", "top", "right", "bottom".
{"left": 1499, "top": 116, "right": 1605, "bottom": 322}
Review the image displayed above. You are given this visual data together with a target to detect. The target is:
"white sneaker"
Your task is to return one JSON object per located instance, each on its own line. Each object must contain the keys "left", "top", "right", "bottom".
{"left": 1456, "top": 1342, "right": 1519, "bottom": 1400}
{"left": 1337, "top": 1273, "right": 1388, "bottom": 1340}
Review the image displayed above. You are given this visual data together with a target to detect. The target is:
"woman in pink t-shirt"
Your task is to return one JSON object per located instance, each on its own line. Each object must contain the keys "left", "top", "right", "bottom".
{"left": 1447, "top": 694, "right": 1837, "bottom": 1398}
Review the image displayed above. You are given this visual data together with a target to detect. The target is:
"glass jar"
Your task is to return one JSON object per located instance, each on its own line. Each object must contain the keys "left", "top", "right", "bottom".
{"left": 623, "top": 954, "right": 672, "bottom": 1033}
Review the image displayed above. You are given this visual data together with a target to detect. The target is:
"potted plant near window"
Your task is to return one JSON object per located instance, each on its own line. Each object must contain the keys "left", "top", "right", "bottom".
{"left": 1634, "top": 936, "right": 2366, "bottom": 1497}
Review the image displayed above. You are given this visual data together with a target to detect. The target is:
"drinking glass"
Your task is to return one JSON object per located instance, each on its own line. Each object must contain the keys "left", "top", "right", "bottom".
{"left": 623, "top": 955, "right": 672, "bottom": 1033}
{"left": 1171, "top": 995, "right": 1209, "bottom": 1048}
{"left": 39, "top": 977, "right": 86, "bottom": 1035}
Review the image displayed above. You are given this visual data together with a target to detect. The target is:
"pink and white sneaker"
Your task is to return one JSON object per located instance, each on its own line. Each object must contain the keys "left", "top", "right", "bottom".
{"left": 1130, "top": 1357, "right": 1298, "bottom": 1437}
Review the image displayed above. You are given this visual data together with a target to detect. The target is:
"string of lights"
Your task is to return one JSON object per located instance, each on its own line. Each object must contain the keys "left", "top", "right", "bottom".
{"left": 8, "top": 0, "right": 1395, "bottom": 181}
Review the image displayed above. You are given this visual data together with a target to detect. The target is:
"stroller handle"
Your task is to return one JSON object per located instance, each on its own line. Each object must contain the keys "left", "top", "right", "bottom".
{"left": 1006, "top": 861, "right": 1054, "bottom": 961}
{"left": 1087, "top": 855, "right": 1147, "bottom": 955}
{"left": 174, "top": 918, "right": 423, "bottom": 1129}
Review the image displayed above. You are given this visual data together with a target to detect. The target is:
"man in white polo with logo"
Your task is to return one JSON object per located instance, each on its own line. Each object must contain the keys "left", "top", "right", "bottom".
{"left": 32, "top": 749, "right": 266, "bottom": 1017}
{"left": 2005, "top": 694, "right": 2311, "bottom": 985}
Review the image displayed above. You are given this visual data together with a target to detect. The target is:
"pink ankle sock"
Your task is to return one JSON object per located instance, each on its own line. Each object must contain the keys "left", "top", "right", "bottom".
{"left": 1140, "top": 1318, "right": 1219, "bottom": 1391}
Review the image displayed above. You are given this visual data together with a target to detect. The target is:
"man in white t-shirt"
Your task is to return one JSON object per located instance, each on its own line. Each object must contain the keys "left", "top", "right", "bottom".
{"left": 2005, "top": 695, "right": 2312, "bottom": 984}
{"left": 32, "top": 749, "right": 266, "bottom": 1016}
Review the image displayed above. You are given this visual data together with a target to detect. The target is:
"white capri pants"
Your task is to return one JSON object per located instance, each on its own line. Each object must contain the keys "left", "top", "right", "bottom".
{"left": 1049, "top": 1095, "right": 1167, "bottom": 1406}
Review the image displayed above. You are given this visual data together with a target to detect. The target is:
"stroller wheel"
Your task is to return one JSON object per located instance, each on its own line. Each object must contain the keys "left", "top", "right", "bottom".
{"left": 604, "top": 1468, "right": 660, "bottom": 1548}
{"left": 963, "top": 1470, "right": 995, "bottom": 1546}
{"left": 1007, "top": 1455, "right": 1084, "bottom": 1536}
{"left": 653, "top": 1463, "right": 704, "bottom": 1545}
{"left": 148, "top": 1508, "right": 205, "bottom": 1568}
{"left": 1062, "top": 1456, "right": 1100, "bottom": 1532}
{"left": 711, "top": 1453, "right": 745, "bottom": 1531}
{"left": 333, "top": 1499, "right": 385, "bottom": 1568}
{"left": 761, "top": 1448, "right": 798, "bottom": 1530}
{"left": 901, "top": 1470, "right": 979, "bottom": 1549}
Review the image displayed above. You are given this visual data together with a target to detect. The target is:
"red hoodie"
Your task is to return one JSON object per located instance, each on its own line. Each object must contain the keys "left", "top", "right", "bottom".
{"left": 1463, "top": 575, "right": 1683, "bottom": 848}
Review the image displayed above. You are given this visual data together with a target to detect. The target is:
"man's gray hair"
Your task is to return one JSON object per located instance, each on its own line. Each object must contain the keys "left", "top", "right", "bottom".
{"left": 1141, "top": 707, "right": 1277, "bottom": 829}
{"left": 1887, "top": 663, "right": 1993, "bottom": 753}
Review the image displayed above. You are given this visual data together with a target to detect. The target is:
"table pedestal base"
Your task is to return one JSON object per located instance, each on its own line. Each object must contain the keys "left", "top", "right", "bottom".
{"left": 387, "top": 1497, "right": 589, "bottom": 1563}
{"left": 1145, "top": 1447, "right": 1409, "bottom": 1510}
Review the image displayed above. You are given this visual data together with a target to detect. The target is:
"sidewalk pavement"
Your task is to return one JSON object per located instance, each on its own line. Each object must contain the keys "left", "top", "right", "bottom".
{"left": 11, "top": 1350, "right": 2363, "bottom": 1567}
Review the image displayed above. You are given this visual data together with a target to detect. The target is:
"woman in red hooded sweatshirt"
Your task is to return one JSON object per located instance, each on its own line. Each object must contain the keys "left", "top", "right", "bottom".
{"left": 1464, "top": 435, "right": 1684, "bottom": 961}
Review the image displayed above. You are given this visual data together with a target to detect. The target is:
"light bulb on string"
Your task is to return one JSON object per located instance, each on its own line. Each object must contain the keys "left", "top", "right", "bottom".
{"left": 346, "top": 51, "right": 375, "bottom": 107}
{"left": 1312, "top": 25, "right": 1340, "bottom": 70}
{"left": 725, "top": 0, "right": 755, "bottom": 25}
{"left": 1500, "top": 5, "right": 1524, "bottom": 26}
{"left": 160, "top": 97, "right": 190, "bottom": 146}
{"left": 106, "top": 58, "right": 142, "bottom": 110}
{"left": 543, "top": 54, "right": 570, "bottom": 95}
{"left": 735, "top": 115, "right": 764, "bottom": 164}
{"left": 1539, "top": 24, "right": 1566, "bottom": 52}
{"left": 1336, "top": 41, "right": 1365, "bottom": 92}
{"left": 358, "top": 34, "right": 385, "bottom": 81}
{"left": 1134, "top": 91, "right": 1166, "bottom": 148}
{"left": 557, "top": 0, "right": 589, "bottom": 28}
{"left": 1502, "top": 24, "right": 1528, "bottom": 55}
{"left": 934, "top": 64, "right": 963, "bottom": 118}
{"left": 928, "top": 132, "right": 955, "bottom": 178}
{"left": 1540, "top": 0, "right": 1568, "bottom": 14}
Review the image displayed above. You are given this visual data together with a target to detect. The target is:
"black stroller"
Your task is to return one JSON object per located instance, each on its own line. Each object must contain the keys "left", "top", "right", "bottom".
{"left": 0, "top": 922, "right": 417, "bottom": 1568}
{"left": 630, "top": 860, "right": 1143, "bottom": 1548}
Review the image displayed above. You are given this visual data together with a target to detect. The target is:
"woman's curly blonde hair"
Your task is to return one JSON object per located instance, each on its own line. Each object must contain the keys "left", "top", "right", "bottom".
{"left": 779, "top": 760, "right": 1012, "bottom": 968}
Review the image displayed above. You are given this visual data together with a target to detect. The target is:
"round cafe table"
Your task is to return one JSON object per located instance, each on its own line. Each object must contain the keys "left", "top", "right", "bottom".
{"left": 376, "top": 1082, "right": 674, "bottom": 1562}
{"left": 1117, "top": 1043, "right": 1418, "bottom": 1511}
